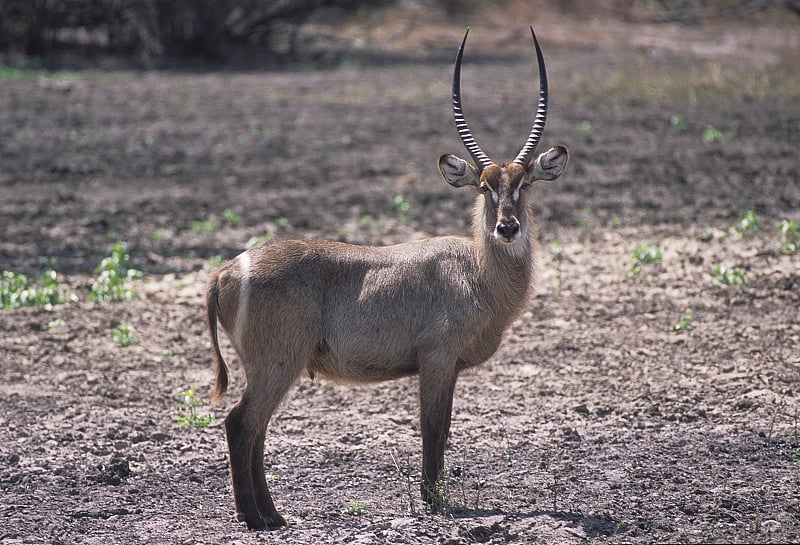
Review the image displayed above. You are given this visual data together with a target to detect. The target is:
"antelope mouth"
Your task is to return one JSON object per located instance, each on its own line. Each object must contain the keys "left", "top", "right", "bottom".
{"left": 494, "top": 231, "right": 521, "bottom": 244}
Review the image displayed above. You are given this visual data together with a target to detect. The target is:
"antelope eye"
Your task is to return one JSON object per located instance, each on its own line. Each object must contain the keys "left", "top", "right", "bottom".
{"left": 479, "top": 183, "right": 491, "bottom": 193}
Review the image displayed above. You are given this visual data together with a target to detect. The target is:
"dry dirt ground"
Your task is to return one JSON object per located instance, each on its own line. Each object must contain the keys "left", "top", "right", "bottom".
{"left": 2, "top": 4, "right": 800, "bottom": 544}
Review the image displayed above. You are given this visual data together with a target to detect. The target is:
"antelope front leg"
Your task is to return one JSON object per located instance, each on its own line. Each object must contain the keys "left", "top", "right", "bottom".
{"left": 418, "top": 366, "right": 458, "bottom": 510}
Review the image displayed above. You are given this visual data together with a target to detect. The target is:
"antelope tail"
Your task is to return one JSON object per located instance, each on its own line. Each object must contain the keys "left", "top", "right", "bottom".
{"left": 206, "top": 270, "right": 229, "bottom": 403}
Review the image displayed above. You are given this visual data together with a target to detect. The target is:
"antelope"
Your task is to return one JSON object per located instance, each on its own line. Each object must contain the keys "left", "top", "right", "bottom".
{"left": 205, "top": 26, "right": 568, "bottom": 530}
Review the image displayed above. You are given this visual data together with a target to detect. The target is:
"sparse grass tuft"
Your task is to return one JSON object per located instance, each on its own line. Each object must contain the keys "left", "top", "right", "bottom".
{"left": 578, "top": 206, "right": 593, "bottom": 228}
{"left": 176, "top": 387, "right": 214, "bottom": 428}
{"left": 390, "top": 450, "right": 419, "bottom": 516}
{"left": 424, "top": 479, "right": 452, "bottom": 516}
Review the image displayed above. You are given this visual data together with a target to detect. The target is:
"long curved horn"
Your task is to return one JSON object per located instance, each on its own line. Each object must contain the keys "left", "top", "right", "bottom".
{"left": 452, "top": 28, "right": 493, "bottom": 172}
{"left": 512, "top": 25, "right": 548, "bottom": 167}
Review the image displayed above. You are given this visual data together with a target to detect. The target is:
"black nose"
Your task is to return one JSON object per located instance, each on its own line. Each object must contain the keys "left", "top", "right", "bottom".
{"left": 497, "top": 221, "right": 520, "bottom": 239}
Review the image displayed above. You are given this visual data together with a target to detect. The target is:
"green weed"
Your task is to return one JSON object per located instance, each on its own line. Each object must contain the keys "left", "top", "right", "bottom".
{"left": 191, "top": 218, "right": 219, "bottom": 235}
{"left": 357, "top": 214, "right": 386, "bottom": 231}
{"left": 222, "top": 209, "right": 242, "bottom": 226}
{"left": 424, "top": 478, "right": 452, "bottom": 516}
{"left": 111, "top": 324, "right": 138, "bottom": 347}
{"left": 43, "top": 318, "right": 66, "bottom": 330}
{"left": 735, "top": 210, "right": 761, "bottom": 234}
{"left": 342, "top": 500, "right": 370, "bottom": 516}
{"left": 392, "top": 195, "right": 411, "bottom": 223}
{"left": 670, "top": 114, "right": 685, "bottom": 129}
{"left": 672, "top": 309, "right": 694, "bottom": 331}
{"left": 89, "top": 243, "right": 142, "bottom": 303}
{"left": 702, "top": 124, "right": 722, "bottom": 143}
{"left": 712, "top": 263, "right": 747, "bottom": 285}
{"left": 696, "top": 229, "right": 713, "bottom": 242}
{"left": 578, "top": 120, "right": 593, "bottom": 140}
{"left": 630, "top": 243, "right": 662, "bottom": 277}
{"left": 777, "top": 219, "right": 800, "bottom": 254}
{"left": 245, "top": 231, "right": 274, "bottom": 250}
{"left": 1, "top": 269, "right": 77, "bottom": 310}
{"left": 176, "top": 387, "right": 214, "bottom": 428}
{"left": 150, "top": 229, "right": 167, "bottom": 242}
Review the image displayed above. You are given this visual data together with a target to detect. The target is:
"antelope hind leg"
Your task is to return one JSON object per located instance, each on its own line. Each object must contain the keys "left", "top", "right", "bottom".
{"left": 224, "top": 401, "right": 270, "bottom": 529}
{"left": 251, "top": 429, "right": 287, "bottom": 528}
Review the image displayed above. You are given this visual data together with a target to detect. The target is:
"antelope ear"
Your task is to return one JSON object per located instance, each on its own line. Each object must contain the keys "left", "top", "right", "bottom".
{"left": 528, "top": 145, "right": 569, "bottom": 182}
{"left": 438, "top": 154, "right": 480, "bottom": 188}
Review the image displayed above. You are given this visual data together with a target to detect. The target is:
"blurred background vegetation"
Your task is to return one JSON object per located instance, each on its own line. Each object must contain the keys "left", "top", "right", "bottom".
{"left": 0, "top": 0, "right": 797, "bottom": 68}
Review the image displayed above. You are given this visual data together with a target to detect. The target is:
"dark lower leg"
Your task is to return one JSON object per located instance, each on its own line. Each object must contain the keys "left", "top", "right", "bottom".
{"left": 419, "top": 375, "right": 456, "bottom": 509}
{"left": 225, "top": 404, "right": 267, "bottom": 530}
{"left": 251, "top": 430, "right": 286, "bottom": 528}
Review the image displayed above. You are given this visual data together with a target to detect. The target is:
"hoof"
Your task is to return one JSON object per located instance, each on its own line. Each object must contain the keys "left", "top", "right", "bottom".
{"left": 266, "top": 512, "right": 288, "bottom": 529}
{"left": 236, "top": 513, "right": 289, "bottom": 532}
{"left": 237, "top": 511, "right": 288, "bottom": 531}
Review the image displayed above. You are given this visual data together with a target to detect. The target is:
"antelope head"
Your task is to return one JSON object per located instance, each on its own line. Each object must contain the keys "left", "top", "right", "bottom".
{"left": 438, "top": 27, "right": 569, "bottom": 247}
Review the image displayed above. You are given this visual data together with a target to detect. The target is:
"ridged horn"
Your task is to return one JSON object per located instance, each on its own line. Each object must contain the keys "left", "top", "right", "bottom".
{"left": 451, "top": 28, "right": 493, "bottom": 172}
{"left": 512, "top": 25, "right": 548, "bottom": 167}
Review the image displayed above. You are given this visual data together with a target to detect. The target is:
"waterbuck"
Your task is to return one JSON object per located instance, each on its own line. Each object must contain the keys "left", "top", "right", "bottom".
{"left": 206, "top": 26, "right": 568, "bottom": 529}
